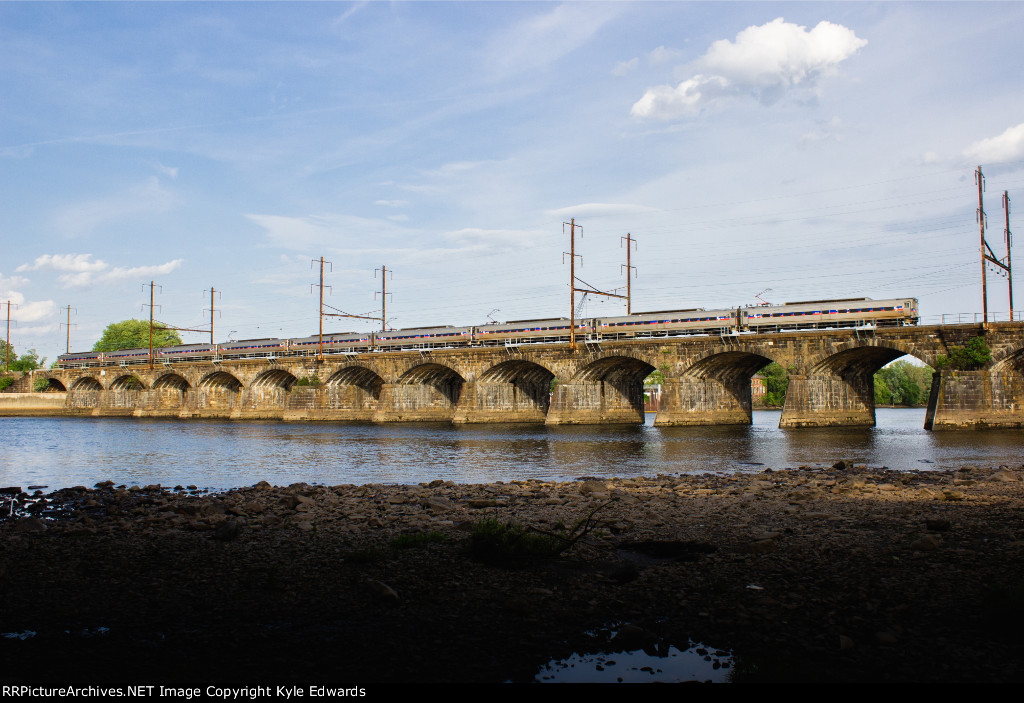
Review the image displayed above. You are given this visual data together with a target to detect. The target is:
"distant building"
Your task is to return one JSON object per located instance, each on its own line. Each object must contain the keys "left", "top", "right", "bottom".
{"left": 751, "top": 375, "right": 766, "bottom": 403}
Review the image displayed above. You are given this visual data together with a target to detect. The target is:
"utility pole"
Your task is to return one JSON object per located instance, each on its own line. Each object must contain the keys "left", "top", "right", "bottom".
{"left": 620, "top": 233, "right": 637, "bottom": 315}
{"left": 375, "top": 265, "right": 392, "bottom": 332}
{"left": 311, "top": 258, "right": 333, "bottom": 360}
{"left": 142, "top": 281, "right": 161, "bottom": 369}
{"left": 204, "top": 287, "right": 221, "bottom": 345}
{"left": 563, "top": 219, "right": 583, "bottom": 350}
{"left": 60, "top": 305, "right": 77, "bottom": 354}
{"left": 563, "top": 219, "right": 628, "bottom": 351}
{"left": 977, "top": 167, "right": 1013, "bottom": 323}
{"left": 977, "top": 166, "right": 989, "bottom": 323}
{"left": 4, "top": 300, "right": 17, "bottom": 372}
{"left": 1003, "top": 191, "right": 1014, "bottom": 320}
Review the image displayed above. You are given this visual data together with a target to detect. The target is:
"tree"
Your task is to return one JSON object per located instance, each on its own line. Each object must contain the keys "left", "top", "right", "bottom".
{"left": 760, "top": 362, "right": 790, "bottom": 407}
{"left": 93, "top": 320, "right": 183, "bottom": 352}
{"left": 1, "top": 341, "right": 46, "bottom": 371}
{"left": 874, "top": 360, "right": 932, "bottom": 407}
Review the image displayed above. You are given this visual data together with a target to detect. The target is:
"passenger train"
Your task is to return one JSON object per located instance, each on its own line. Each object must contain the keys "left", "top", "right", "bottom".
{"left": 55, "top": 297, "right": 918, "bottom": 369}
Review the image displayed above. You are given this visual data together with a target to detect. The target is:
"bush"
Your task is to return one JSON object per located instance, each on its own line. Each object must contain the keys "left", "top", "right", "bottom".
{"left": 467, "top": 518, "right": 563, "bottom": 564}
{"left": 0, "top": 376, "right": 14, "bottom": 392}
{"left": 935, "top": 336, "right": 992, "bottom": 371}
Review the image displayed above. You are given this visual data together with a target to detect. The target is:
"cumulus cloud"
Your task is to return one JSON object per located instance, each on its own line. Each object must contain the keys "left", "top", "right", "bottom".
{"left": 0, "top": 274, "right": 55, "bottom": 323}
{"left": 631, "top": 18, "right": 867, "bottom": 119}
{"left": 15, "top": 253, "right": 182, "bottom": 288}
{"left": 963, "top": 123, "right": 1024, "bottom": 165}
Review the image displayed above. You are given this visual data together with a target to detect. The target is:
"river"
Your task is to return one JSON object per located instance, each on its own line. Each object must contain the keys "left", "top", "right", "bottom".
{"left": 2, "top": 409, "right": 1021, "bottom": 492}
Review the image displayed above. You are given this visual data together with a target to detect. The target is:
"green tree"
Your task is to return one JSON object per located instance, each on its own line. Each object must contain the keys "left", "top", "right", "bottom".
{"left": 93, "top": 319, "right": 183, "bottom": 352}
{"left": 1, "top": 342, "right": 46, "bottom": 371}
{"left": 874, "top": 360, "right": 932, "bottom": 407}
{"left": 760, "top": 362, "right": 790, "bottom": 407}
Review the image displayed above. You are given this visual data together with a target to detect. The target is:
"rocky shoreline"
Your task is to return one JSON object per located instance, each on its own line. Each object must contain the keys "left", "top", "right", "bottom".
{"left": 2, "top": 462, "right": 1023, "bottom": 683}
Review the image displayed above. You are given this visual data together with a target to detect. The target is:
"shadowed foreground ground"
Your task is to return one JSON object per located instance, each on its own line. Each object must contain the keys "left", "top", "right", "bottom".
{"left": 2, "top": 463, "right": 1023, "bottom": 683}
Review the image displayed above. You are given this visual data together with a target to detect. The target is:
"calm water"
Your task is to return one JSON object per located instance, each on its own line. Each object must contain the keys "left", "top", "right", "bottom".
{"left": 1, "top": 410, "right": 1021, "bottom": 491}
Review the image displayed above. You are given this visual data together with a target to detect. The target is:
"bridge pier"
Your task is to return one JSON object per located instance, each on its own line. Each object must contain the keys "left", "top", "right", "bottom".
{"left": 545, "top": 380, "right": 645, "bottom": 425}
{"left": 926, "top": 369, "right": 1024, "bottom": 429}
{"left": 779, "top": 374, "right": 876, "bottom": 428}
{"left": 654, "top": 376, "right": 753, "bottom": 426}
{"left": 372, "top": 382, "right": 460, "bottom": 422}
{"left": 452, "top": 381, "right": 549, "bottom": 424}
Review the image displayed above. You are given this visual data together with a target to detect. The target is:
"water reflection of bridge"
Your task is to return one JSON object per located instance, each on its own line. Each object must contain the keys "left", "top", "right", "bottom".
{"left": 34, "top": 322, "right": 1024, "bottom": 429}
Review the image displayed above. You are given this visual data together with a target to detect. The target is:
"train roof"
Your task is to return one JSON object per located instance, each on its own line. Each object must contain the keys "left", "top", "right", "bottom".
{"left": 505, "top": 317, "right": 569, "bottom": 323}
{"left": 630, "top": 308, "right": 705, "bottom": 315}
{"left": 781, "top": 298, "right": 871, "bottom": 305}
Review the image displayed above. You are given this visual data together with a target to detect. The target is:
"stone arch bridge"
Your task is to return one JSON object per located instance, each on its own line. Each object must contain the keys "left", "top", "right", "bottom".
{"left": 37, "top": 322, "right": 1024, "bottom": 429}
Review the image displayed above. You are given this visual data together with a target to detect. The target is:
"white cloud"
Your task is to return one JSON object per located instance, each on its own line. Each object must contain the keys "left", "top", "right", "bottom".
{"left": 441, "top": 227, "right": 541, "bottom": 252}
{"left": 17, "top": 253, "right": 108, "bottom": 274}
{"left": 0, "top": 274, "right": 55, "bottom": 323}
{"left": 154, "top": 162, "right": 179, "bottom": 179}
{"left": 963, "top": 123, "right": 1024, "bottom": 164}
{"left": 546, "top": 202, "right": 659, "bottom": 217}
{"left": 14, "top": 253, "right": 182, "bottom": 288}
{"left": 612, "top": 58, "right": 639, "bottom": 77}
{"left": 374, "top": 199, "right": 409, "bottom": 208}
{"left": 631, "top": 18, "right": 867, "bottom": 119}
{"left": 648, "top": 46, "right": 682, "bottom": 64}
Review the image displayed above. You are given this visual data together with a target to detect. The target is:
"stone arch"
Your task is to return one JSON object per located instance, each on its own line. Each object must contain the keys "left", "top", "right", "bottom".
{"left": 252, "top": 369, "right": 298, "bottom": 390}
{"left": 37, "top": 376, "right": 67, "bottom": 392}
{"left": 153, "top": 373, "right": 191, "bottom": 391}
{"left": 110, "top": 374, "right": 147, "bottom": 390}
{"left": 70, "top": 376, "right": 103, "bottom": 391}
{"left": 563, "top": 355, "right": 656, "bottom": 422}
{"left": 991, "top": 340, "right": 1024, "bottom": 376}
{"left": 683, "top": 349, "right": 779, "bottom": 384}
{"left": 327, "top": 365, "right": 384, "bottom": 400}
{"left": 806, "top": 339, "right": 927, "bottom": 374}
{"left": 397, "top": 363, "right": 466, "bottom": 406}
{"left": 572, "top": 355, "right": 656, "bottom": 385}
{"left": 199, "top": 371, "right": 243, "bottom": 392}
{"left": 475, "top": 359, "right": 557, "bottom": 417}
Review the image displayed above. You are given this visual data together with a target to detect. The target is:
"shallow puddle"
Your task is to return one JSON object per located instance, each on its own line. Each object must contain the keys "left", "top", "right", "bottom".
{"left": 536, "top": 625, "right": 733, "bottom": 683}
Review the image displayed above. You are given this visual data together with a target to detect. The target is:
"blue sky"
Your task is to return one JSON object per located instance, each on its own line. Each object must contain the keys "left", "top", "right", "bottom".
{"left": 2, "top": 1, "right": 1023, "bottom": 364}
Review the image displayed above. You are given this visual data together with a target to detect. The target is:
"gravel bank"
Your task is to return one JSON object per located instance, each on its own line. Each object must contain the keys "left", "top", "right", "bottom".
{"left": 2, "top": 463, "right": 1023, "bottom": 683}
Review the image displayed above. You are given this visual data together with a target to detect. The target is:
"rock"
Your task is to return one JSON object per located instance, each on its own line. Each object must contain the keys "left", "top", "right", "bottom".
{"left": 925, "top": 519, "right": 951, "bottom": 532}
{"left": 212, "top": 518, "right": 241, "bottom": 541}
{"left": 875, "top": 631, "right": 898, "bottom": 644}
{"left": 365, "top": 579, "right": 399, "bottom": 603}
{"left": 942, "top": 490, "right": 965, "bottom": 502}
{"left": 839, "top": 635, "right": 855, "bottom": 651}
{"left": 987, "top": 470, "right": 1018, "bottom": 483}
{"left": 14, "top": 517, "right": 47, "bottom": 533}
{"left": 424, "top": 495, "right": 456, "bottom": 511}
{"left": 580, "top": 480, "right": 609, "bottom": 496}
{"left": 910, "top": 534, "right": 941, "bottom": 551}
{"left": 747, "top": 539, "right": 775, "bottom": 554}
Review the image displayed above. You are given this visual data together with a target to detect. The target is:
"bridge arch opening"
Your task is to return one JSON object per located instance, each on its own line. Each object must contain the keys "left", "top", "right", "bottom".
{"left": 477, "top": 359, "right": 556, "bottom": 415}
{"left": 38, "top": 376, "right": 67, "bottom": 392}
{"left": 571, "top": 355, "right": 657, "bottom": 419}
{"left": 153, "top": 373, "right": 191, "bottom": 391}
{"left": 110, "top": 374, "right": 147, "bottom": 391}
{"left": 70, "top": 376, "right": 103, "bottom": 391}
{"left": 397, "top": 363, "right": 465, "bottom": 406}
{"left": 199, "top": 372, "right": 243, "bottom": 392}
{"left": 252, "top": 369, "right": 298, "bottom": 390}
{"left": 327, "top": 366, "right": 384, "bottom": 400}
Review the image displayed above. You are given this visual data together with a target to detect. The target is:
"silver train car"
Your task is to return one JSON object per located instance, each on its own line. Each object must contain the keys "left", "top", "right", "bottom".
{"left": 55, "top": 297, "right": 919, "bottom": 368}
